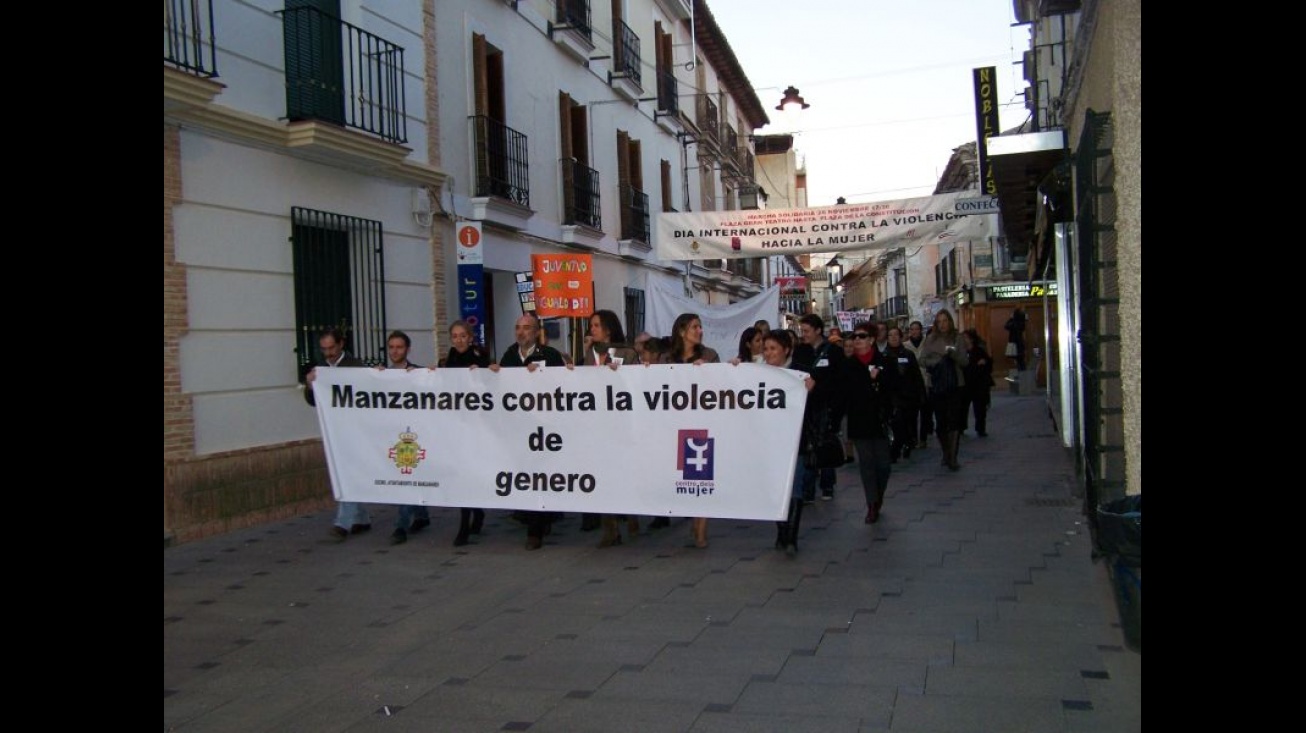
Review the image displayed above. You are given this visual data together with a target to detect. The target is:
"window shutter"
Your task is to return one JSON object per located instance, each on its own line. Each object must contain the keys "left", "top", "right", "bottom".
{"left": 473, "top": 33, "right": 488, "bottom": 117}
{"left": 559, "top": 91, "right": 573, "bottom": 160}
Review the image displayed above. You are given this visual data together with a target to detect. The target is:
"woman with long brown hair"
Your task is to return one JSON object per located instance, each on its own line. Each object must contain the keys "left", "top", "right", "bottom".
{"left": 658, "top": 313, "right": 720, "bottom": 548}
{"left": 582, "top": 309, "right": 640, "bottom": 548}
{"left": 918, "top": 309, "right": 967, "bottom": 471}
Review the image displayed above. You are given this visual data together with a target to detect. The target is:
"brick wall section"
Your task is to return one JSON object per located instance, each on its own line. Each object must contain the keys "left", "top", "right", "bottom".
{"left": 164, "top": 441, "right": 335, "bottom": 544}
{"left": 424, "top": 0, "right": 448, "bottom": 346}
{"left": 164, "top": 124, "right": 194, "bottom": 461}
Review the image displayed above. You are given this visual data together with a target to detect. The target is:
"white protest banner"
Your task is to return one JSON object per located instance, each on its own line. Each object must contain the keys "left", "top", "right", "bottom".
{"left": 311, "top": 362, "right": 808, "bottom": 521}
{"left": 644, "top": 277, "right": 780, "bottom": 357}
{"left": 655, "top": 191, "right": 992, "bottom": 260}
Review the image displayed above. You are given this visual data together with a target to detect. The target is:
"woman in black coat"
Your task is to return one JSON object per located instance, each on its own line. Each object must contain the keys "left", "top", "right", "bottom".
{"left": 442, "top": 320, "right": 493, "bottom": 545}
{"left": 878, "top": 326, "right": 926, "bottom": 462}
{"left": 961, "top": 328, "right": 994, "bottom": 437}
{"left": 839, "top": 321, "right": 893, "bottom": 524}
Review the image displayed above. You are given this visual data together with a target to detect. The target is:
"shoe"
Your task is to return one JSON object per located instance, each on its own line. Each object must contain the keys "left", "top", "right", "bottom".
{"left": 453, "top": 532, "right": 469, "bottom": 547}
{"left": 649, "top": 517, "right": 671, "bottom": 529}
{"left": 350, "top": 523, "right": 372, "bottom": 535}
{"left": 409, "top": 517, "right": 431, "bottom": 534}
{"left": 525, "top": 536, "right": 543, "bottom": 550}
{"left": 328, "top": 526, "right": 349, "bottom": 542}
{"left": 864, "top": 508, "right": 877, "bottom": 524}
{"left": 389, "top": 528, "right": 407, "bottom": 545}
{"left": 785, "top": 542, "right": 797, "bottom": 556}
{"left": 821, "top": 491, "right": 834, "bottom": 501}
{"left": 903, "top": 446, "right": 913, "bottom": 459}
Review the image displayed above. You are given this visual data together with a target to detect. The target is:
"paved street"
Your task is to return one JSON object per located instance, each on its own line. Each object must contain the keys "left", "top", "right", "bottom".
{"left": 164, "top": 391, "right": 1141, "bottom": 732}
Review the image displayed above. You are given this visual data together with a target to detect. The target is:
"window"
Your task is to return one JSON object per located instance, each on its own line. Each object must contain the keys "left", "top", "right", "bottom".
{"left": 291, "top": 207, "right": 387, "bottom": 376}
{"left": 560, "top": 91, "right": 599, "bottom": 228}
{"left": 661, "top": 159, "right": 675, "bottom": 212}
{"left": 472, "top": 33, "right": 529, "bottom": 205}
{"left": 618, "top": 130, "right": 649, "bottom": 242}
{"left": 624, "top": 287, "right": 645, "bottom": 338}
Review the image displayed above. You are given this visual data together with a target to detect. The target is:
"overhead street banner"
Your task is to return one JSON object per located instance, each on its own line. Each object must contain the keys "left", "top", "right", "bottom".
{"left": 655, "top": 191, "right": 992, "bottom": 260}
{"left": 311, "top": 363, "right": 808, "bottom": 521}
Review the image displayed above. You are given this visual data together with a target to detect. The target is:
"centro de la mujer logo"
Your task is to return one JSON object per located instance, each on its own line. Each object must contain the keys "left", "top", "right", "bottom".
{"left": 388, "top": 427, "right": 426, "bottom": 474}
{"left": 676, "top": 429, "right": 714, "bottom": 481}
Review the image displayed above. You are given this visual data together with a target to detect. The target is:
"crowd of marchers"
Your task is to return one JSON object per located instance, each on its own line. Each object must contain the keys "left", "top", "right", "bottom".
{"left": 302, "top": 305, "right": 1007, "bottom": 554}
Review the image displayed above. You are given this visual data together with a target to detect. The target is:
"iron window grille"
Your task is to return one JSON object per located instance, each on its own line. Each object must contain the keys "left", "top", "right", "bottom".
{"left": 291, "top": 206, "right": 387, "bottom": 377}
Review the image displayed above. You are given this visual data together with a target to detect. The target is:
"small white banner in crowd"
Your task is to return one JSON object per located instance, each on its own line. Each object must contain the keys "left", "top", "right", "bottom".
{"left": 655, "top": 190, "right": 991, "bottom": 260}
{"left": 644, "top": 278, "right": 780, "bottom": 356}
{"left": 311, "top": 363, "right": 809, "bottom": 521}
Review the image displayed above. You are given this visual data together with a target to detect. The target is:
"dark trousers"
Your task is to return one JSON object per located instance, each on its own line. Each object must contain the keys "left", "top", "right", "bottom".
{"left": 890, "top": 405, "right": 918, "bottom": 459}
{"left": 919, "top": 396, "right": 935, "bottom": 444}
{"left": 852, "top": 437, "right": 892, "bottom": 508}
{"left": 960, "top": 389, "right": 991, "bottom": 434}
{"left": 801, "top": 466, "right": 835, "bottom": 500}
{"left": 933, "top": 391, "right": 964, "bottom": 435}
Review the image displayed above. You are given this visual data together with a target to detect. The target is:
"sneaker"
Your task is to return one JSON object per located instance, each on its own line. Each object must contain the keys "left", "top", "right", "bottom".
{"left": 409, "top": 517, "right": 431, "bottom": 534}
{"left": 349, "top": 523, "right": 372, "bottom": 535}
{"left": 389, "top": 528, "right": 408, "bottom": 545}
{"left": 328, "top": 526, "right": 349, "bottom": 541}
{"left": 821, "top": 491, "right": 834, "bottom": 501}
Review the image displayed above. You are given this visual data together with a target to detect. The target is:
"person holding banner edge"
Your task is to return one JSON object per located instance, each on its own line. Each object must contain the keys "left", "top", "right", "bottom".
{"left": 658, "top": 313, "right": 721, "bottom": 549}
{"left": 437, "top": 320, "right": 495, "bottom": 546}
{"left": 304, "top": 327, "right": 372, "bottom": 542}
{"left": 490, "top": 313, "right": 570, "bottom": 549}
{"left": 581, "top": 309, "right": 641, "bottom": 548}
{"left": 375, "top": 330, "right": 432, "bottom": 546}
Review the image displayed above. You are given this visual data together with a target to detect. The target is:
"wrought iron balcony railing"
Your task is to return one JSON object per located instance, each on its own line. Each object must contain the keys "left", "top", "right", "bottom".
{"left": 562, "top": 158, "right": 601, "bottom": 230}
{"left": 165, "top": 0, "right": 218, "bottom": 77}
{"left": 657, "top": 70, "right": 678, "bottom": 116}
{"left": 281, "top": 5, "right": 407, "bottom": 144}
{"left": 556, "top": 0, "right": 592, "bottom": 41}
{"left": 879, "top": 294, "right": 907, "bottom": 318}
{"left": 472, "top": 115, "right": 530, "bottom": 207}
{"left": 613, "top": 19, "right": 640, "bottom": 84}
{"left": 620, "top": 184, "right": 651, "bottom": 243}
{"left": 696, "top": 94, "right": 719, "bottom": 143}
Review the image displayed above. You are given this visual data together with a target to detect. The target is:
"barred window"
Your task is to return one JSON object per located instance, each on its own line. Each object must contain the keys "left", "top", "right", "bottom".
{"left": 291, "top": 206, "right": 387, "bottom": 378}
{"left": 624, "top": 287, "right": 645, "bottom": 339}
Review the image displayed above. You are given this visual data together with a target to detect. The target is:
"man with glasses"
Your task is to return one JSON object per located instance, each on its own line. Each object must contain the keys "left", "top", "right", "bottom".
{"left": 304, "top": 327, "right": 371, "bottom": 542}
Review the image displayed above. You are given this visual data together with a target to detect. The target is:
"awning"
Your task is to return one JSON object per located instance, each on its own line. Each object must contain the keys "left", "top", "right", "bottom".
{"left": 987, "top": 130, "right": 1069, "bottom": 263}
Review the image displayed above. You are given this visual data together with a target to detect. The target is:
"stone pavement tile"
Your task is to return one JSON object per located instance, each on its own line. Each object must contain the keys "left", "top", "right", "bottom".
{"left": 730, "top": 680, "right": 894, "bottom": 723}
{"left": 888, "top": 692, "right": 1067, "bottom": 733}
{"left": 1063, "top": 707, "right": 1142, "bottom": 733}
{"left": 953, "top": 639, "right": 1107, "bottom": 671}
{"left": 525, "top": 695, "right": 705, "bottom": 733}
{"left": 688, "top": 711, "right": 863, "bottom": 733}
{"left": 925, "top": 666, "right": 1089, "bottom": 699}
{"left": 995, "top": 599, "right": 1109, "bottom": 625}
{"left": 814, "top": 631, "right": 955, "bottom": 665}
{"left": 976, "top": 616, "right": 1120, "bottom": 646}
{"left": 727, "top": 604, "right": 861, "bottom": 630}
{"left": 693, "top": 624, "right": 829, "bottom": 650}
{"left": 469, "top": 652, "right": 627, "bottom": 692}
{"left": 375, "top": 641, "right": 503, "bottom": 680}
{"left": 873, "top": 593, "right": 999, "bottom": 618}
{"left": 593, "top": 669, "right": 750, "bottom": 704}
{"left": 641, "top": 645, "right": 790, "bottom": 677}
{"left": 775, "top": 654, "right": 927, "bottom": 689}
{"left": 846, "top": 611, "right": 978, "bottom": 640}
{"left": 895, "top": 578, "right": 1018, "bottom": 603}
{"left": 374, "top": 682, "right": 562, "bottom": 730}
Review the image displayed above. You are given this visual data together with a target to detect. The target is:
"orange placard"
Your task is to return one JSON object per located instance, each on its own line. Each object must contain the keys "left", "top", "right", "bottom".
{"left": 531, "top": 253, "right": 593, "bottom": 318}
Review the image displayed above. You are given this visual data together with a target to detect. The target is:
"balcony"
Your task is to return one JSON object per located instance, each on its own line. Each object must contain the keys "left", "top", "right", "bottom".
{"left": 696, "top": 95, "right": 719, "bottom": 146}
{"left": 655, "top": 70, "right": 682, "bottom": 135}
{"left": 551, "top": 0, "right": 594, "bottom": 63}
{"left": 561, "top": 158, "right": 602, "bottom": 232}
{"left": 619, "top": 183, "right": 651, "bottom": 247}
{"left": 878, "top": 295, "right": 908, "bottom": 320}
{"left": 165, "top": 0, "right": 217, "bottom": 78}
{"left": 609, "top": 19, "right": 642, "bottom": 101}
{"left": 281, "top": 6, "right": 408, "bottom": 145}
{"left": 470, "top": 115, "right": 532, "bottom": 228}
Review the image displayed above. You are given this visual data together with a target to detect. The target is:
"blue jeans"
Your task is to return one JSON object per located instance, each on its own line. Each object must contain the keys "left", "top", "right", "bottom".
{"left": 333, "top": 501, "right": 370, "bottom": 530}
{"left": 396, "top": 504, "right": 430, "bottom": 530}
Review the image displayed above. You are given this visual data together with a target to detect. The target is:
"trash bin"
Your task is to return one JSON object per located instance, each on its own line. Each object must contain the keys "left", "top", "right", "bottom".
{"left": 1096, "top": 494, "right": 1141, "bottom": 653}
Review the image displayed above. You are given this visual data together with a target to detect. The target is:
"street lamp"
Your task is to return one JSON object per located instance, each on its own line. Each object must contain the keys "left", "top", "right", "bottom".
{"left": 775, "top": 86, "right": 811, "bottom": 112}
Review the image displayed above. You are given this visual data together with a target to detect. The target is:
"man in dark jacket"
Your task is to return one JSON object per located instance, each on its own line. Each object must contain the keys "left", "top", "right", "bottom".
{"left": 492, "top": 314, "right": 567, "bottom": 549}
{"left": 794, "top": 314, "right": 846, "bottom": 502}
{"left": 304, "top": 327, "right": 371, "bottom": 542}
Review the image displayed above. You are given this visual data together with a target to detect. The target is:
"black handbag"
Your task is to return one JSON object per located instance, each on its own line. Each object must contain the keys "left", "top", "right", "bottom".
{"left": 804, "top": 430, "right": 846, "bottom": 470}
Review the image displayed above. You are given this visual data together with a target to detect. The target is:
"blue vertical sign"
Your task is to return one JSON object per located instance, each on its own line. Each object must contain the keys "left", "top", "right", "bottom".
{"left": 455, "top": 221, "right": 486, "bottom": 345}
